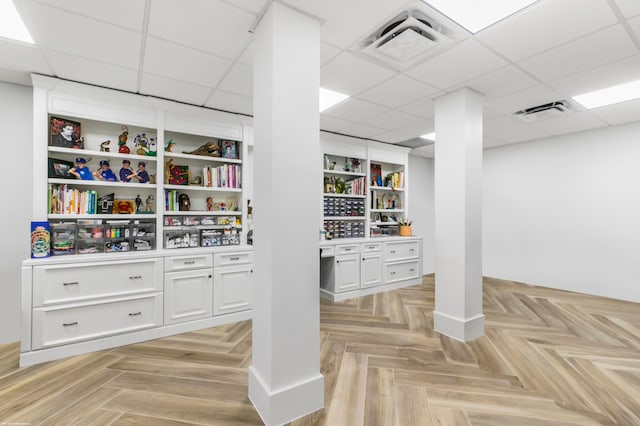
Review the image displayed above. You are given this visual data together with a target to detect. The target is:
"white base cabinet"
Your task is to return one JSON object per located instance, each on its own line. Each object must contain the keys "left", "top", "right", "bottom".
{"left": 320, "top": 237, "right": 422, "bottom": 301}
{"left": 21, "top": 248, "right": 253, "bottom": 367}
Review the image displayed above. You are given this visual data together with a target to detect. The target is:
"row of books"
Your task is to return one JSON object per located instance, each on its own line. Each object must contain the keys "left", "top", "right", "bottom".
{"left": 203, "top": 164, "right": 242, "bottom": 189}
{"left": 48, "top": 184, "right": 98, "bottom": 215}
{"left": 347, "top": 176, "right": 366, "bottom": 196}
{"left": 388, "top": 171, "right": 404, "bottom": 189}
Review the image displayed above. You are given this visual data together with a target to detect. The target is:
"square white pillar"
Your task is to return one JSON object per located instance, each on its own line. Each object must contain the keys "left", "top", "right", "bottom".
{"left": 249, "top": 3, "right": 324, "bottom": 425}
{"left": 433, "top": 88, "right": 485, "bottom": 342}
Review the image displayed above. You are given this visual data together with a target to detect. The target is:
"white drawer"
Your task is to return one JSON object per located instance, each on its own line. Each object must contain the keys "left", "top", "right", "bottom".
{"left": 384, "top": 240, "right": 420, "bottom": 262}
{"left": 384, "top": 261, "right": 420, "bottom": 283}
{"left": 33, "top": 259, "right": 163, "bottom": 307}
{"left": 361, "top": 242, "right": 381, "bottom": 253}
{"left": 320, "top": 246, "right": 335, "bottom": 258}
{"left": 165, "top": 254, "right": 212, "bottom": 272}
{"left": 214, "top": 251, "right": 253, "bottom": 267}
{"left": 336, "top": 244, "right": 359, "bottom": 255}
{"left": 32, "top": 293, "right": 163, "bottom": 349}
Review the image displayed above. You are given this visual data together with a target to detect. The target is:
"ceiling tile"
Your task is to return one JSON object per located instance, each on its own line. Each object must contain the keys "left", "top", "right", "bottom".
{"left": 321, "top": 51, "right": 396, "bottom": 96}
{"left": 218, "top": 63, "right": 252, "bottom": 97}
{"left": 148, "top": 0, "right": 254, "bottom": 59}
{"left": 323, "top": 97, "right": 389, "bottom": 122}
{"left": 398, "top": 94, "right": 440, "bottom": 120}
{"left": 476, "top": 0, "right": 618, "bottom": 61}
{"left": 238, "top": 41, "right": 253, "bottom": 66}
{"left": 283, "top": 0, "right": 410, "bottom": 48}
{"left": 375, "top": 130, "right": 418, "bottom": 144}
{"left": 141, "top": 73, "right": 213, "bottom": 105}
{"left": 486, "top": 84, "right": 565, "bottom": 115}
{"left": 615, "top": 0, "right": 640, "bottom": 18}
{"left": 484, "top": 115, "right": 524, "bottom": 133}
{"left": 31, "top": 0, "right": 146, "bottom": 31}
{"left": 548, "top": 54, "right": 640, "bottom": 97}
{"left": 411, "top": 145, "right": 434, "bottom": 158}
{"left": 0, "top": 42, "right": 50, "bottom": 74}
{"left": 321, "top": 42, "right": 342, "bottom": 66}
{"left": 357, "top": 75, "right": 439, "bottom": 109}
{"left": 340, "top": 123, "right": 387, "bottom": 139}
{"left": 0, "top": 69, "right": 32, "bottom": 86}
{"left": 489, "top": 124, "right": 552, "bottom": 144}
{"left": 46, "top": 51, "right": 138, "bottom": 92}
{"left": 629, "top": 15, "right": 640, "bottom": 39}
{"left": 22, "top": 1, "right": 141, "bottom": 66}
{"left": 528, "top": 111, "right": 607, "bottom": 135}
{"left": 220, "top": 0, "right": 268, "bottom": 15}
{"left": 517, "top": 25, "right": 637, "bottom": 82}
{"left": 320, "top": 115, "right": 356, "bottom": 132}
{"left": 205, "top": 90, "right": 253, "bottom": 115}
{"left": 459, "top": 65, "right": 539, "bottom": 99}
{"left": 362, "top": 110, "right": 424, "bottom": 131}
{"left": 590, "top": 98, "right": 640, "bottom": 125}
{"left": 405, "top": 39, "right": 507, "bottom": 90}
{"left": 483, "top": 137, "right": 506, "bottom": 148}
{"left": 143, "top": 37, "right": 232, "bottom": 88}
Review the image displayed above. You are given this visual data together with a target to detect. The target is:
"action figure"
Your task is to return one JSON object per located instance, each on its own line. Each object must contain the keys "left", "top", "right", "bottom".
{"left": 69, "top": 157, "right": 93, "bottom": 180}
{"left": 94, "top": 160, "right": 117, "bottom": 181}
{"left": 120, "top": 159, "right": 134, "bottom": 182}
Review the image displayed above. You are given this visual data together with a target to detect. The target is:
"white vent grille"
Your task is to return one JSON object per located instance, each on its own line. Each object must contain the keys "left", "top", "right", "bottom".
{"left": 351, "top": 3, "right": 466, "bottom": 70}
{"left": 513, "top": 101, "right": 572, "bottom": 123}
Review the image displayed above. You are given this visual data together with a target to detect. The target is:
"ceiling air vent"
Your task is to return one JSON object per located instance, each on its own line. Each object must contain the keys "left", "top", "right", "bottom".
{"left": 352, "top": 6, "right": 463, "bottom": 70}
{"left": 513, "top": 101, "right": 572, "bottom": 123}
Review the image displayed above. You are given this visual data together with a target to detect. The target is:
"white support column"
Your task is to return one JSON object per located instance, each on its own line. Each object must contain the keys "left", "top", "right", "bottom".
{"left": 433, "top": 88, "right": 484, "bottom": 342}
{"left": 249, "top": 3, "right": 324, "bottom": 425}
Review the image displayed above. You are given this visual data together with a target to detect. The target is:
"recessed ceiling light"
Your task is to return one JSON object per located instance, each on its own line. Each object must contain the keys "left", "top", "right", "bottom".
{"left": 422, "top": 0, "right": 540, "bottom": 34}
{"left": 319, "top": 88, "right": 349, "bottom": 112}
{"left": 420, "top": 132, "right": 435, "bottom": 141}
{"left": 0, "top": 0, "right": 34, "bottom": 44}
{"left": 572, "top": 80, "right": 640, "bottom": 109}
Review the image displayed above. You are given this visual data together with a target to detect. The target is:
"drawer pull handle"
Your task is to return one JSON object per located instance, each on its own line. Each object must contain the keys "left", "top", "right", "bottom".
{"left": 63, "top": 321, "right": 78, "bottom": 327}
{"left": 344, "top": 248, "right": 351, "bottom": 252}
{"left": 409, "top": 268, "right": 415, "bottom": 272}
{"left": 184, "top": 260, "right": 196, "bottom": 265}
{"left": 251, "top": 269, "right": 254, "bottom": 273}
{"left": 390, "top": 250, "right": 396, "bottom": 254}
{"left": 128, "top": 312, "right": 142, "bottom": 317}
{"left": 229, "top": 257, "right": 240, "bottom": 261}
{"left": 129, "top": 275, "right": 142, "bottom": 280}
{"left": 368, "top": 246, "right": 375, "bottom": 249}
{"left": 390, "top": 271, "right": 396, "bottom": 275}
{"left": 410, "top": 248, "right": 415, "bottom": 252}
{"left": 63, "top": 281, "right": 79, "bottom": 286}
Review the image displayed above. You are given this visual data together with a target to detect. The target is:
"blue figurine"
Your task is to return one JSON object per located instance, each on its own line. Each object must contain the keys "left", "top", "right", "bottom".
{"left": 94, "top": 160, "right": 117, "bottom": 181}
{"left": 69, "top": 157, "right": 93, "bottom": 180}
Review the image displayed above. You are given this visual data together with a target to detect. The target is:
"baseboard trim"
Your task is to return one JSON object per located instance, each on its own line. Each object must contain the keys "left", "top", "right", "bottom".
{"left": 433, "top": 310, "right": 484, "bottom": 342}
{"left": 249, "top": 367, "right": 324, "bottom": 425}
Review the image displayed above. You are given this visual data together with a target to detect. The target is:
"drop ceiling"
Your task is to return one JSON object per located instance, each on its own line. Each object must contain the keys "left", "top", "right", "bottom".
{"left": 2, "top": 0, "right": 640, "bottom": 158}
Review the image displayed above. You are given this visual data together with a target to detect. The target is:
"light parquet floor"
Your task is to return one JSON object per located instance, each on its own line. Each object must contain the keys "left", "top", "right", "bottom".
{"left": 1, "top": 275, "right": 640, "bottom": 425}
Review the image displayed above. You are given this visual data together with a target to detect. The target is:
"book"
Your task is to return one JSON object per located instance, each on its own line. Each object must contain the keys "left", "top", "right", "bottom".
{"left": 370, "top": 163, "right": 382, "bottom": 187}
{"left": 30, "top": 221, "right": 50, "bottom": 258}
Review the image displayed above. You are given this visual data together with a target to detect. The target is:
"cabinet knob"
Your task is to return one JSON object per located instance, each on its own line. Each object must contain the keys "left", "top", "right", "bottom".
{"left": 208, "top": 274, "right": 212, "bottom": 278}
{"left": 63, "top": 321, "right": 78, "bottom": 327}
{"left": 128, "top": 312, "right": 142, "bottom": 317}
{"left": 390, "top": 271, "right": 396, "bottom": 275}
{"left": 409, "top": 268, "right": 415, "bottom": 272}
{"left": 129, "top": 275, "right": 142, "bottom": 280}
{"left": 63, "top": 281, "right": 79, "bottom": 286}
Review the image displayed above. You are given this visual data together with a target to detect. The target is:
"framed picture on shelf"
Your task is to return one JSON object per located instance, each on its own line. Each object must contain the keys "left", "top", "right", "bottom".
{"left": 220, "top": 140, "right": 238, "bottom": 159}
{"left": 370, "top": 163, "right": 382, "bottom": 186}
{"left": 47, "top": 158, "right": 75, "bottom": 179}
{"left": 168, "top": 164, "right": 190, "bottom": 185}
{"left": 49, "top": 116, "right": 83, "bottom": 149}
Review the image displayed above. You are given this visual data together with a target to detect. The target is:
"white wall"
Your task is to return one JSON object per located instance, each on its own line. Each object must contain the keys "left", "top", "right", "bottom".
{"left": 483, "top": 122, "right": 640, "bottom": 302}
{"left": 0, "top": 82, "right": 33, "bottom": 343}
{"left": 408, "top": 155, "right": 435, "bottom": 273}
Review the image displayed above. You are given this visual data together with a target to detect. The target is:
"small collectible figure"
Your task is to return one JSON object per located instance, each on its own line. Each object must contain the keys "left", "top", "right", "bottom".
{"left": 118, "top": 126, "right": 130, "bottom": 154}
{"left": 165, "top": 139, "right": 175, "bottom": 152}
{"left": 148, "top": 137, "right": 157, "bottom": 156}
{"left": 135, "top": 194, "right": 142, "bottom": 212}
{"left": 134, "top": 133, "right": 149, "bottom": 155}
{"left": 94, "top": 160, "right": 117, "bottom": 181}
{"left": 178, "top": 193, "right": 190, "bottom": 211}
{"left": 120, "top": 159, "right": 134, "bottom": 182}
{"left": 206, "top": 197, "right": 214, "bottom": 211}
{"left": 69, "top": 157, "right": 93, "bottom": 180}
{"left": 100, "top": 140, "right": 111, "bottom": 152}
{"left": 129, "top": 161, "right": 150, "bottom": 183}
{"left": 145, "top": 195, "right": 154, "bottom": 212}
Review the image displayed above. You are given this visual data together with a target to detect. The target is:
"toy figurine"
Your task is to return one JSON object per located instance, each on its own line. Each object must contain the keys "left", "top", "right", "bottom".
{"left": 145, "top": 195, "right": 154, "bottom": 212}
{"left": 165, "top": 139, "right": 175, "bottom": 152}
{"left": 100, "top": 140, "right": 111, "bottom": 152}
{"left": 94, "top": 160, "right": 117, "bottom": 181}
{"left": 69, "top": 157, "right": 93, "bottom": 180}
{"left": 133, "top": 133, "right": 149, "bottom": 155}
{"left": 135, "top": 194, "right": 142, "bottom": 212}
{"left": 147, "top": 137, "right": 157, "bottom": 156}
{"left": 119, "top": 159, "right": 134, "bottom": 182}
{"left": 207, "top": 197, "right": 214, "bottom": 211}
{"left": 118, "top": 126, "right": 130, "bottom": 154}
{"left": 129, "top": 161, "right": 150, "bottom": 183}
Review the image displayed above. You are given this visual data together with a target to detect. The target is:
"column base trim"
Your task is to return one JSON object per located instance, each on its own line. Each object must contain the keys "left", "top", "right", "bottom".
{"left": 433, "top": 310, "right": 484, "bottom": 342}
{"left": 249, "top": 366, "right": 324, "bottom": 426}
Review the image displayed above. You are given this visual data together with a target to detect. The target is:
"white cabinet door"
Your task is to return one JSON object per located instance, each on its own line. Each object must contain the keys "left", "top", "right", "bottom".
{"left": 164, "top": 270, "right": 213, "bottom": 325}
{"left": 335, "top": 254, "right": 360, "bottom": 292}
{"left": 361, "top": 253, "right": 382, "bottom": 288}
{"left": 213, "top": 264, "right": 252, "bottom": 315}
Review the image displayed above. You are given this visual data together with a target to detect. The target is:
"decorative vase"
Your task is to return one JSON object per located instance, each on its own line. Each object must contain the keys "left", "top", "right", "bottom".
{"left": 399, "top": 225, "right": 412, "bottom": 236}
